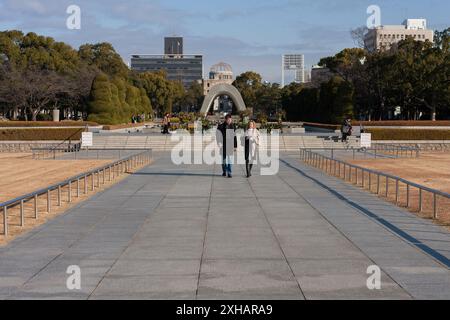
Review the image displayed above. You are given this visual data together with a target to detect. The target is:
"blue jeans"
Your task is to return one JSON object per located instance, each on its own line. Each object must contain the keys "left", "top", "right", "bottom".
{"left": 222, "top": 155, "right": 232, "bottom": 175}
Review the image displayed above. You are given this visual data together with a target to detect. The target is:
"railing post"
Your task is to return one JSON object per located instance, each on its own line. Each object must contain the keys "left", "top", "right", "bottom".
{"left": 77, "top": 179, "right": 80, "bottom": 197}
{"left": 433, "top": 193, "right": 437, "bottom": 219}
{"left": 3, "top": 206, "right": 7, "bottom": 236}
{"left": 84, "top": 175, "right": 88, "bottom": 194}
{"left": 385, "top": 177, "right": 389, "bottom": 198}
{"left": 406, "top": 184, "right": 410, "bottom": 207}
{"left": 362, "top": 169, "right": 365, "bottom": 188}
{"left": 20, "top": 200, "right": 25, "bottom": 227}
{"left": 419, "top": 188, "right": 422, "bottom": 212}
{"left": 47, "top": 189, "right": 51, "bottom": 213}
{"left": 91, "top": 173, "right": 95, "bottom": 191}
{"left": 58, "top": 185, "right": 61, "bottom": 206}
{"left": 377, "top": 174, "right": 380, "bottom": 194}
{"left": 34, "top": 194, "right": 38, "bottom": 218}
{"left": 395, "top": 179, "right": 399, "bottom": 204}
{"left": 68, "top": 181, "right": 72, "bottom": 203}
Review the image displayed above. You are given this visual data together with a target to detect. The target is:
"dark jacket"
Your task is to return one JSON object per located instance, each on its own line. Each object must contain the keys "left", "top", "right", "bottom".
{"left": 341, "top": 119, "right": 352, "bottom": 135}
{"left": 216, "top": 122, "right": 238, "bottom": 157}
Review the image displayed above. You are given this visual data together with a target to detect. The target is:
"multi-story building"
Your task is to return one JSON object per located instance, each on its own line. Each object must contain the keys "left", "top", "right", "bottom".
{"left": 364, "top": 19, "right": 434, "bottom": 52}
{"left": 282, "top": 54, "right": 305, "bottom": 87}
{"left": 130, "top": 37, "right": 203, "bottom": 88}
{"left": 164, "top": 37, "right": 183, "bottom": 55}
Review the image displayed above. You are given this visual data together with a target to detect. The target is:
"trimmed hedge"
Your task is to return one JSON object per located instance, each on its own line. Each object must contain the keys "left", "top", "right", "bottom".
{"left": 302, "top": 120, "right": 450, "bottom": 130}
{"left": 0, "top": 121, "right": 97, "bottom": 127}
{"left": 367, "top": 128, "right": 450, "bottom": 140}
{"left": 361, "top": 120, "right": 450, "bottom": 127}
{"left": 302, "top": 122, "right": 340, "bottom": 130}
{"left": 0, "top": 128, "right": 83, "bottom": 141}
{"left": 102, "top": 122, "right": 150, "bottom": 130}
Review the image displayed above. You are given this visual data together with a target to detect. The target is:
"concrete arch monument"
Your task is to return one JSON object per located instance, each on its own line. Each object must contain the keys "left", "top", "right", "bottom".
{"left": 200, "top": 83, "right": 247, "bottom": 116}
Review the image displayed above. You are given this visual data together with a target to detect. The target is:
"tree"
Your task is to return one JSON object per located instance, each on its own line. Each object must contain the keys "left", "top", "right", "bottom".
{"left": 135, "top": 71, "right": 177, "bottom": 117}
{"left": 350, "top": 26, "right": 369, "bottom": 49}
{"left": 78, "top": 43, "right": 129, "bottom": 78}
{"left": 180, "top": 81, "right": 204, "bottom": 112}
{"left": 88, "top": 73, "right": 117, "bottom": 124}
{"left": 232, "top": 71, "right": 263, "bottom": 109}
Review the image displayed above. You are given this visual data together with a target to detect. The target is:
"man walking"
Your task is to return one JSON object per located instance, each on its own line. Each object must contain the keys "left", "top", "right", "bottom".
{"left": 216, "top": 114, "right": 237, "bottom": 178}
{"left": 341, "top": 116, "right": 352, "bottom": 142}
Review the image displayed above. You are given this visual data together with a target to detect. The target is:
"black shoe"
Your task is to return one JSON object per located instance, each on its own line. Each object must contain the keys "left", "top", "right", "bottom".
{"left": 228, "top": 174, "right": 232, "bottom": 178}
{"left": 222, "top": 172, "right": 226, "bottom": 177}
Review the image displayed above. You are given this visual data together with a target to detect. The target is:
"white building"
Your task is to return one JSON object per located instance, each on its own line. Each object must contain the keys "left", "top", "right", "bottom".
{"left": 364, "top": 19, "right": 434, "bottom": 52}
{"left": 282, "top": 54, "right": 305, "bottom": 87}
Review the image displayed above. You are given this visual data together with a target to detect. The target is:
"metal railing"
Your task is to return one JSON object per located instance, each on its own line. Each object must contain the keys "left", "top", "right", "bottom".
{"left": 32, "top": 143, "right": 81, "bottom": 159}
{"left": 1, "top": 150, "right": 152, "bottom": 236}
{"left": 299, "top": 148, "right": 449, "bottom": 220}
{"left": 371, "top": 143, "right": 420, "bottom": 158}
{"left": 300, "top": 145, "right": 419, "bottom": 160}
{"left": 31, "top": 147, "right": 146, "bottom": 160}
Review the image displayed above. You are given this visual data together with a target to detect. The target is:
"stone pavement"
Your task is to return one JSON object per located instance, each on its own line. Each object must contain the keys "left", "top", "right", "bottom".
{"left": 0, "top": 153, "right": 449, "bottom": 299}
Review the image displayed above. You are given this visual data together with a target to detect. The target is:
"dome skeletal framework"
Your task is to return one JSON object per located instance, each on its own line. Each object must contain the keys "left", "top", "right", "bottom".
{"left": 210, "top": 62, "right": 233, "bottom": 75}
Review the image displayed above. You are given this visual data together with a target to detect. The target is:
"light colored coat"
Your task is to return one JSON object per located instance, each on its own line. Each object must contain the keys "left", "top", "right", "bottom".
{"left": 245, "top": 128, "right": 260, "bottom": 161}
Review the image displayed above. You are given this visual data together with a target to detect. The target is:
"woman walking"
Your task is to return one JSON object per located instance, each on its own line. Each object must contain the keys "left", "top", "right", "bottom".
{"left": 244, "top": 120, "right": 260, "bottom": 178}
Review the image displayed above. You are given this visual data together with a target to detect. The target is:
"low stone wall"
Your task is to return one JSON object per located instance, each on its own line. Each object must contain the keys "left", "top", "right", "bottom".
{"left": 373, "top": 140, "right": 450, "bottom": 151}
{"left": 0, "top": 141, "right": 79, "bottom": 153}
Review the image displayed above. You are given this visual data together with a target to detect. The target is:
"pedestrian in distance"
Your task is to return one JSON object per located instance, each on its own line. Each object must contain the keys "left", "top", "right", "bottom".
{"left": 162, "top": 113, "right": 170, "bottom": 134}
{"left": 341, "top": 116, "right": 352, "bottom": 142}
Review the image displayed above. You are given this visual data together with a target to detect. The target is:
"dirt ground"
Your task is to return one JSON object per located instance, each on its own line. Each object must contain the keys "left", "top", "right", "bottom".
{"left": 348, "top": 152, "right": 450, "bottom": 228}
{"left": 0, "top": 153, "right": 111, "bottom": 202}
{"left": 349, "top": 152, "right": 450, "bottom": 194}
{"left": 0, "top": 153, "right": 148, "bottom": 246}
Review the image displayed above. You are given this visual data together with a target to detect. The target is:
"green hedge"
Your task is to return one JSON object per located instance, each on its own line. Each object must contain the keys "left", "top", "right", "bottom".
{"left": 0, "top": 121, "right": 97, "bottom": 127}
{"left": 367, "top": 128, "right": 450, "bottom": 140}
{"left": 302, "top": 122, "right": 340, "bottom": 130}
{"left": 0, "top": 128, "right": 83, "bottom": 141}
{"left": 361, "top": 120, "right": 450, "bottom": 127}
{"left": 302, "top": 120, "right": 450, "bottom": 130}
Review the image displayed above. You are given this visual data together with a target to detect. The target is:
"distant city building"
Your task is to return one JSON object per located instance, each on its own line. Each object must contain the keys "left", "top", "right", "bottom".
{"left": 203, "top": 62, "right": 234, "bottom": 113}
{"left": 364, "top": 19, "right": 434, "bottom": 52}
{"left": 311, "top": 65, "right": 333, "bottom": 86}
{"left": 304, "top": 69, "right": 311, "bottom": 83}
{"left": 203, "top": 62, "right": 234, "bottom": 95}
{"left": 164, "top": 36, "right": 183, "bottom": 55}
{"left": 281, "top": 54, "right": 305, "bottom": 87}
{"left": 130, "top": 37, "right": 203, "bottom": 88}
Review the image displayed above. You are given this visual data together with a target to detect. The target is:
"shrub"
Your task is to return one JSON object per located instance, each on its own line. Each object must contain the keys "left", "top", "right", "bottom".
{"left": 361, "top": 120, "right": 450, "bottom": 127}
{"left": 0, "top": 121, "right": 97, "bottom": 127}
{"left": 367, "top": 128, "right": 450, "bottom": 140}
{"left": 36, "top": 114, "right": 53, "bottom": 121}
{"left": 0, "top": 128, "right": 83, "bottom": 141}
{"left": 302, "top": 122, "right": 340, "bottom": 130}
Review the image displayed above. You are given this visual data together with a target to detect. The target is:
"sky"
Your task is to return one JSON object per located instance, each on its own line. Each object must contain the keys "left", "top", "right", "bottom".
{"left": 0, "top": 0, "right": 449, "bottom": 83}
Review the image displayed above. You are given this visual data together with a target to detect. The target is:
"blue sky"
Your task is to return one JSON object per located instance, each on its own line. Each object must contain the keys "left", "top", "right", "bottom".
{"left": 0, "top": 0, "right": 449, "bottom": 83}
